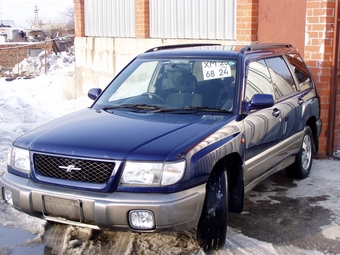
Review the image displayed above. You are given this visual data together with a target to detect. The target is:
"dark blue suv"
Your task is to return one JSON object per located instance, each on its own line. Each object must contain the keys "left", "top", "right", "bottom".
{"left": 1, "top": 44, "right": 321, "bottom": 250}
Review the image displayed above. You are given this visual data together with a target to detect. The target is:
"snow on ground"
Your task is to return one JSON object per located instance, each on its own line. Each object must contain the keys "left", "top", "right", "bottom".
{"left": 0, "top": 51, "right": 339, "bottom": 254}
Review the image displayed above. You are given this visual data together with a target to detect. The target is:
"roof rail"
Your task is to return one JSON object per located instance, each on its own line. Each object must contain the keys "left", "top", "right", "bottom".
{"left": 145, "top": 43, "right": 221, "bottom": 53}
{"left": 240, "top": 43, "right": 293, "bottom": 54}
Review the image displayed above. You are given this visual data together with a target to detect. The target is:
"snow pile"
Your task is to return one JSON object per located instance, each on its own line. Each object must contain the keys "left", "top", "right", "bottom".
{"left": 0, "top": 48, "right": 90, "bottom": 164}
{"left": 11, "top": 48, "right": 75, "bottom": 76}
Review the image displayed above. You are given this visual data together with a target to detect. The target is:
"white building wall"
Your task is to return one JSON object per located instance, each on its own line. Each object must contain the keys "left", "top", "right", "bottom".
{"left": 150, "top": 0, "right": 236, "bottom": 40}
{"left": 85, "top": 0, "right": 135, "bottom": 37}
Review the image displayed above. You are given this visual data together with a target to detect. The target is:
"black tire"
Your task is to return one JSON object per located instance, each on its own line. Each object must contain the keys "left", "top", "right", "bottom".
{"left": 197, "top": 167, "right": 228, "bottom": 250}
{"left": 286, "top": 126, "right": 313, "bottom": 179}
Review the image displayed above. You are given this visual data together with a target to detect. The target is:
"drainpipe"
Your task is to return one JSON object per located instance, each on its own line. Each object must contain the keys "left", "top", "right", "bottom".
{"left": 327, "top": 0, "right": 340, "bottom": 156}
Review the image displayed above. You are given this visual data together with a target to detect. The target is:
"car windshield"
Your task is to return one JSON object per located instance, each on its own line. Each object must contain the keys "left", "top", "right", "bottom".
{"left": 94, "top": 58, "right": 237, "bottom": 112}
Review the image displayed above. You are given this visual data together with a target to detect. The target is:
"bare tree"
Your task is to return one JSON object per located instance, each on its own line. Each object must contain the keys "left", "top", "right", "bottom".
{"left": 62, "top": 7, "right": 75, "bottom": 29}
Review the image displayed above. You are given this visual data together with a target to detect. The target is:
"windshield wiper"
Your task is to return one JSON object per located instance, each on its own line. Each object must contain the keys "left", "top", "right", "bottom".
{"left": 102, "top": 104, "right": 232, "bottom": 114}
{"left": 152, "top": 106, "right": 232, "bottom": 113}
{"left": 102, "top": 104, "right": 166, "bottom": 111}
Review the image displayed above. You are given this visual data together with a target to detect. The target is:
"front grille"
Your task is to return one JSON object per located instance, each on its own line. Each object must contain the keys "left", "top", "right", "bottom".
{"left": 34, "top": 154, "right": 115, "bottom": 184}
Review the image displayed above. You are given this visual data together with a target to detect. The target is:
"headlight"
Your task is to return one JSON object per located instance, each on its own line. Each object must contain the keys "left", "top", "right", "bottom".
{"left": 7, "top": 147, "right": 31, "bottom": 174}
{"left": 120, "top": 160, "right": 186, "bottom": 186}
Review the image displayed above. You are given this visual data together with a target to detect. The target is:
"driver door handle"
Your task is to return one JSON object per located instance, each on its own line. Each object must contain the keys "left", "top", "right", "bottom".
{"left": 272, "top": 108, "right": 281, "bottom": 118}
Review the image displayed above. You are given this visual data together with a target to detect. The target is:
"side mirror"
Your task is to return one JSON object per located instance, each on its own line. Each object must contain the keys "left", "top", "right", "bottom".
{"left": 88, "top": 88, "right": 102, "bottom": 100}
{"left": 246, "top": 94, "right": 274, "bottom": 112}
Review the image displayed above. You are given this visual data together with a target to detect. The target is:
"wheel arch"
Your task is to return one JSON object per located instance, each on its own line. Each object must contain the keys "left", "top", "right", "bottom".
{"left": 305, "top": 116, "right": 319, "bottom": 155}
{"left": 208, "top": 152, "right": 245, "bottom": 213}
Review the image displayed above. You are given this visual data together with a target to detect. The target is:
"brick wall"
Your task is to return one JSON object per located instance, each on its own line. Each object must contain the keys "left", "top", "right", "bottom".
{"left": 136, "top": 0, "right": 150, "bottom": 38}
{"left": 236, "top": 0, "right": 259, "bottom": 42}
{"left": 74, "top": 0, "right": 85, "bottom": 37}
{"left": 305, "top": 0, "right": 336, "bottom": 157}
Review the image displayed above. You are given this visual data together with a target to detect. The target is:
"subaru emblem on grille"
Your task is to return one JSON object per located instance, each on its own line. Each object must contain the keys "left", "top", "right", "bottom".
{"left": 58, "top": 164, "right": 81, "bottom": 172}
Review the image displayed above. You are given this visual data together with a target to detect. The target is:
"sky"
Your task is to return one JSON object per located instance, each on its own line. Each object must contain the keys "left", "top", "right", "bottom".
{"left": 0, "top": 0, "right": 73, "bottom": 28}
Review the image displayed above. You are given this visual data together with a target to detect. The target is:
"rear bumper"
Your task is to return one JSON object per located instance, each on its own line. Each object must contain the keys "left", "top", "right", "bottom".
{"left": 0, "top": 173, "right": 205, "bottom": 232}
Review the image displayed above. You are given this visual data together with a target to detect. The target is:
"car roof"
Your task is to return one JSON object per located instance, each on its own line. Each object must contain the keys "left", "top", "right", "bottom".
{"left": 138, "top": 45, "right": 239, "bottom": 59}
{"left": 137, "top": 43, "right": 299, "bottom": 60}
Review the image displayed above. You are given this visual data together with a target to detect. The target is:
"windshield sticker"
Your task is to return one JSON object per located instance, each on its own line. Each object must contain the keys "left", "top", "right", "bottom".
{"left": 202, "top": 61, "right": 232, "bottom": 80}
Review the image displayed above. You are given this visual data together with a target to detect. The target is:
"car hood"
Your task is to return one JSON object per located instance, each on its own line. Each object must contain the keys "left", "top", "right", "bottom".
{"left": 14, "top": 108, "right": 234, "bottom": 161}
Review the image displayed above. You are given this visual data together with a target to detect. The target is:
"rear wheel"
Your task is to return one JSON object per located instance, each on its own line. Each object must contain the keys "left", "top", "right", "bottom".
{"left": 286, "top": 126, "right": 313, "bottom": 179}
{"left": 197, "top": 166, "right": 228, "bottom": 250}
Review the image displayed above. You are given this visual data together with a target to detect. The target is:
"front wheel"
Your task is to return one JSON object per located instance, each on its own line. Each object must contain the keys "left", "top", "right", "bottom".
{"left": 197, "top": 167, "right": 228, "bottom": 250}
{"left": 286, "top": 126, "right": 313, "bottom": 179}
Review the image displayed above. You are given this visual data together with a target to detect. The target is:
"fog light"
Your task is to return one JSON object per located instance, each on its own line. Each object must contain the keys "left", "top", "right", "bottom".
{"left": 3, "top": 188, "right": 13, "bottom": 205}
{"left": 129, "top": 210, "right": 155, "bottom": 230}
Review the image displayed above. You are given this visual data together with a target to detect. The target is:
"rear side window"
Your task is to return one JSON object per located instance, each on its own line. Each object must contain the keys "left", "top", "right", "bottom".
{"left": 245, "top": 59, "right": 274, "bottom": 101}
{"left": 265, "top": 57, "right": 297, "bottom": 99}
{"left": 286, "top": 54, "right": 313, "bottom": 91}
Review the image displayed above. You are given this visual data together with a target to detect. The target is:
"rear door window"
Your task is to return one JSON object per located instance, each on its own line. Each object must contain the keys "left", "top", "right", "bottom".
{"left": 285, "top": 54, "right": 313, "bottom": 91}
{"left": 265, "top": 57, "right": 297, "bottom": 100}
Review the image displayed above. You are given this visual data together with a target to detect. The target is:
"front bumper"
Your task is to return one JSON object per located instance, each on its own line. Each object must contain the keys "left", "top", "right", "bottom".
{"left": 0, "top": 173, "right": 205, "bottom": 232}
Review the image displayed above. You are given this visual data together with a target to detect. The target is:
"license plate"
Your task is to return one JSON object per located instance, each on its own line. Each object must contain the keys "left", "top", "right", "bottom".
{"left": 42, "top": 195, "right": 82, "bottom": 222}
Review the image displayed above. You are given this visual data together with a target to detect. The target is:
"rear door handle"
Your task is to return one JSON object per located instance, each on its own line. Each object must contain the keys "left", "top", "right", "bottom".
{"left": 298, "top": 97, "right": 304, "bottom": 105}
{"left": 272, "top": 108, "right": 281, "bottom": 118}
